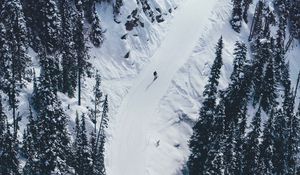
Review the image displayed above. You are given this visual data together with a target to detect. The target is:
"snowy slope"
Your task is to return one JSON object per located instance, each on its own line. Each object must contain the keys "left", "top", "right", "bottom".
{"left": 8, "top": 0, "right": 299, "bottom": 174}
{"left": 106, "top": 0, "right": 219, "bottom": 174}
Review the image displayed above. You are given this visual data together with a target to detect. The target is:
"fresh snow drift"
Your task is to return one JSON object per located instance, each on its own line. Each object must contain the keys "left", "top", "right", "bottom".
{"left": 108, "top": 0, "right": 219, "bottom": 174}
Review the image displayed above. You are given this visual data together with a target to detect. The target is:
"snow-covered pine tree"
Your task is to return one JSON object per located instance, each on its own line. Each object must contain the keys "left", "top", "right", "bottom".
{"left": 94, "top": 133, "right": 106, "bottom": 175}
{"left": 224, "top": 41, "right": 250, "bottom": 129}
{"left": 59, "top": 0, "right": 78, "bottom": 97}
{"left": 39, "top": 0, "right": 61, "bottom": 53}
{"left": 187, "top": 37, "right": 223, "bottom": 174}
{"left": 222, "top": 41, "right": 251, "bottom": 175}
{"left": 230, "top": 41, "right": 248, "bottom": 84}
{"left": 243, "top": 108, "right": 262, "bottom": 174}
{"left": 242, "top": 0, "right": 253, "bottom": 23}
{"left": 0, "top": 23, "right": 10, "bottom": 91}
{"left": 223, "top": 121, "right": 236, "bottom": 174}
{"left": 259, "top": 108, "right": 275, "bottom": 174}
{"left": 73, "top": 112, "right": 81, "bottom": 171}
{"left": 2, "top": 0, "right": 30, "bottom": 82}
{"left": 21, "top": 0, "right": 42, "bottom": 50}
{"left": 21, "top": 107, "right": 35, "bottom": 158}
{"left": 230, "top": 0, "right": 243, "bottom": 33}
{"left": 252, "top": 38, "right": 269, "bottom": 106}
{"left": 260, "top": 39, "right": 277, "bottom": 112}
{"left": 274, "top": 21, "right": 286, "bottom": 83}
{"left": 37, "top": 50, "right": 61, "bottom": 95}
{"left": 33, "top": 50, "right": 71, "bottom": 174}
{"left": 0, "top": 123, "right": 19, "bottom": 175}
{"left": 1, "top": 0, "right": 30, "bottom": 134}
{"left": 90, "top": 71, "right": 103, "bottom": 128}
{"left": 74, "top": 113, "right": 93, "bottom": 175}
{"left": 264, "top": 7, "right": 276, "bottom": 38}
{"left": 272, "top": 109, "right": 287, "bottom": 174}
{"left": 287, "top": 102, "right": 300, "bottom": 173}
{"left": 284, "top": 90, "right": 299, "bottom": 174}
{"left": 22, "top": 107, "right": 39, "bottom": 174}
{"left": 204, "top": 98, "right": 226, "bottom": 174}
{"left": 250, "top": 0, "right": 264, "bottom": 39}
{"left": 89, "top": 71, "right": 105, "bottom": 174}
{"left": 74, "top": 1, "right": 92, "bottom": 106}
{"left": 93, "top": 95, "right": 109, "bottom": 175}
{"left": 89, "top": 11, "right": 104, "bottom": 47}
{"left": 232, "top": 105, "right": 247, "bottom": 174}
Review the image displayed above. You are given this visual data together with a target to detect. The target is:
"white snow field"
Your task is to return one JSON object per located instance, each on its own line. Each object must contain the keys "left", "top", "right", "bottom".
{"left": 107, "top": 0, "right": 219, "bottom": 174}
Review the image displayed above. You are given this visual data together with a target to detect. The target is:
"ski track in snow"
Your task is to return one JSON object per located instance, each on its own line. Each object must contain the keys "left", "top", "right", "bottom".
{"left": 108, "top": 0, "right": 218, "bottom": 174}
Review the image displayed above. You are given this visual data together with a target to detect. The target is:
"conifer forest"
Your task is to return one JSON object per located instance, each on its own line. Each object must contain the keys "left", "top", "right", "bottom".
{"left": 0, "top": 0, "right": 300, "bottom": 174}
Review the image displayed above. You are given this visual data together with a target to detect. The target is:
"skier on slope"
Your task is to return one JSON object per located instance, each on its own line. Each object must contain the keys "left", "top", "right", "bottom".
{"left": 153, "top": 71, "right": 158, "bottom": 80}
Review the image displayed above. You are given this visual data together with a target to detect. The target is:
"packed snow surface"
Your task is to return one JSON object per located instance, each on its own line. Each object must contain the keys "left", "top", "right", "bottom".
{"left": 107, "top": 0, "right": 219, "bottom": 174}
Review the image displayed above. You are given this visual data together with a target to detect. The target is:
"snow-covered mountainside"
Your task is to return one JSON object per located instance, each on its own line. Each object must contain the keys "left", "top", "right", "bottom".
{"left": 0, "top": 0, "right": 300, "bottom": 174}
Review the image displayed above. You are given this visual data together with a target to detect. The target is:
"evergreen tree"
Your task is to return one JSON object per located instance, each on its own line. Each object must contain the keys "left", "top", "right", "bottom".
{"left": 39, "top": 0, "right": 61, "bottom": 53}
{"left": 36, "top": 49, "right": 61, "bottom": 95}
{"left": 59, "top": 0, "right": 78, "bottom": 97}
{"left": 89, "top": 72, "right": 104, "bottom": 174}
{"left": 74, "top": 113, "right": 93, "bottom": 175}
{"left": 2, "top": 0, "right": 30, "bottom": 134}
{"left": 274, "top": 23, "right": 286, "bottom": 83}
{"left": 251, "top": 0, "right": 264, "bottom": 39}
{"left": 90, "top": 71, "right": 103, "bottom": 128}
{"left": 94, "top": 95, "right": 109, "bottom": 175}
{"left": 252, "top": 38, "right": 269, "bottom": 107}
{"left": 230, "top": 0, "right": 243, "bottom": 33}
{"left": 285, "top": 91, "right": 299, "bottom": 174}
{"left": 282, "top": 65, "right": 291, "bottom": 94}
{"left": 242, "top": 0, "right": 253, "bottom": 23}
{"left": 22, "top": 106, "right": 39, "bottom": 175}
{"left": 188, "top": 37, "right": 223, "bottom": 174}
{"left": 74, "top": 1, "right": 92, "bottom": 106}
{"left": 89, "top": 12, "right": 104, "bottom": 47}
{"left": 33, "top": 53, "right": 71, "bottom": 174}
{"left": 243, "top": 108, "right": 262, "bottom": 174}
{"left": 272, "top": 109, "right": 287, "bottom": 174}
{"left": 224, "top": 41, "right": 250, "bottom": 130}
{"left": 0, "top": 123, "right": 20, "bottom": 175}
{"left": 21, "top": 0, "right": 42, "bottom": 50}
{"left": 262, "top": 7, "right": 276, "bottom": 39}
{"left": 260, "top": 108, "right": 275, "bottom": 174}
{"left": 260, "top": 51, "right": 277, "bottom": 112}
{"left": 0, "top": 23, "right": 10, "bottom": 90}
{"left": 232, "top": 106, "right": 247, "bottom": 175}
{"left": 223, "top": 121, "right": 236, "bottom": 174}
{"left": 94, "top": 133, "right": 106, "bottom": 175}
{"left": 204, "top": 99, "right": 226, "bottom": 174}
{"left": 73, "top": 112, "right": 81, "bottom": 171}
{"left": 230, "top": 41, "right": 248, "bottom": 84}
{"left": 90, "top": 128, "right": 98, "bottom": 174}
{"left": 222, "top": 41, "right": 251, "bottom": 175}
